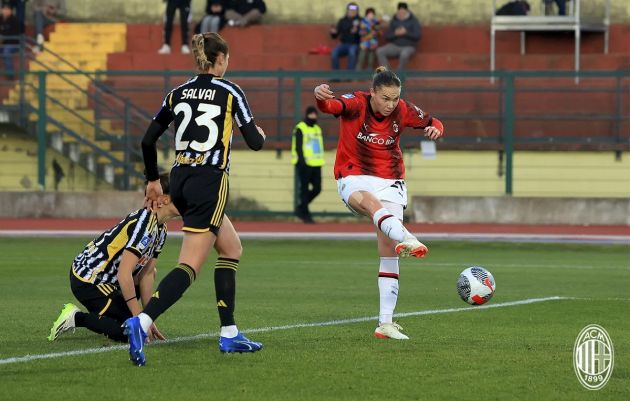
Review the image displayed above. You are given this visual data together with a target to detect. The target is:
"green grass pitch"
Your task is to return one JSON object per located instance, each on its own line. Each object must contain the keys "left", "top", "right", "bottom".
{"left": 0, "top": 237, "right": 628, "bottom": 401}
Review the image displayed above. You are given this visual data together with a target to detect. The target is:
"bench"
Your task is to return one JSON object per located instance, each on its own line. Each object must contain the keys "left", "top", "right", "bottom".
{"left": 490, "top": 0, "right": 610, "bottom": 74}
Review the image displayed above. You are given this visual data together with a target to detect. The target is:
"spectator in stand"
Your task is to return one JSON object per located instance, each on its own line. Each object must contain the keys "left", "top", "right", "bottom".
{"left": 495, "top": 0, "right": 530, "bottom": 15}
{"left": 330, "top": 2, "right": 361, "bottom": 71}
{"left": 33, "top": 0, "right": 65, "bottom": 51}
{"left": 376, "top": 2, "right": 420, "bottom": 71}
{"left": 158, "top": 0, "right": 192, "bottom": 55}
{"left": 356, "top": 7, "right": 380, "bottom": 71}
{"left": 8, "top": 0, "right": 26, "bottom": 33}
{"left": 198, "top": 0, "right": 226, "bottom": 33}
{"left": 0, "top": 1, "right": 20, "bottom": 80}
{"left": 544, "top": 0, "right": 566, "bottom": 16}
{"left": 225, "top": 0, "right": 266, "bottom": 28}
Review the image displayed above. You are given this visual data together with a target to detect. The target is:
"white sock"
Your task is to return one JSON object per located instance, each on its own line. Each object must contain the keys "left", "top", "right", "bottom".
{"left": 372, "top": 208, "right": 406, "bottom": 242}
{"left": 138, "top": 313, "right": 153, "bottom": 333}
{"left": 378, "top": 256, "right": 400, "bottom": 325}
{"left": 220, "top": 325, "right": 238, "bottom": 338}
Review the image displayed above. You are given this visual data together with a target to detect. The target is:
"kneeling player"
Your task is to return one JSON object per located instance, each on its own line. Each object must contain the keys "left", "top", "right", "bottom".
{"left": 48, "top": 173, "right": 178, "bottom": 343}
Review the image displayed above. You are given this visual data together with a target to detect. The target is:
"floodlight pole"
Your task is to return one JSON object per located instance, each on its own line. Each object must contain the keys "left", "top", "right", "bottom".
{"left": 37, "top": 71, "right": 47, "bottom": 190}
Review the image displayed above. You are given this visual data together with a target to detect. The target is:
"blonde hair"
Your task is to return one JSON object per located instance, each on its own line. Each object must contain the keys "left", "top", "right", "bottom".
{"left": 191, "top": 32, "right": 229, "bottom": 72}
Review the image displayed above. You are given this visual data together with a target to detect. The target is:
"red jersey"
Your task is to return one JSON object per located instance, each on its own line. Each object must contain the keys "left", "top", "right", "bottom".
{"left": 317, "top": 91, "right": 443, "bottom": 179}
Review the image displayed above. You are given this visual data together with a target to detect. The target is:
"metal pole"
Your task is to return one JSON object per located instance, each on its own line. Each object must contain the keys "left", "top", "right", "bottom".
{"left": 123, "top": 98, "right": 130, "bottom": 190}
{"left": 292, "top": 75, "right": 302, "bottom": 215}
{"left": 574, "top": 27, "right": 580, "bottom": 84}
{"left": 575, "top": 0, "right": 581, "bottom": 84}
{"left": 614, "top": 76, "right": 622, "bottom": 160}
{"left": 37, "top": 71, "right": 47, "bottom": 190}
{"left": 604, "top": 0, "right": 610, "bottom": 54}
{"left": 18, "top": 36, "right": 25, "bottom": 126}
{"left": 277, "top": 73, "right": 284, "bottom": 144}
{"left": 293, "top": 76, "right": 302, "bottom": 127}
{"left": 502, "top": 73, "right": 514, "bottom": 195}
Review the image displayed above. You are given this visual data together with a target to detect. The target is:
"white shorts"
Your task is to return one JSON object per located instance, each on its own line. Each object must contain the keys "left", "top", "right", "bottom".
{"left": 336, "top": 175, "right": 407, "bottom": 219}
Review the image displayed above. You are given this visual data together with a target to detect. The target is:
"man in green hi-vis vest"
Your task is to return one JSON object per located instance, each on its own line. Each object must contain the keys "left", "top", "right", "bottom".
{"left": 291, "top": 106, "right": 325, "bottom": 223}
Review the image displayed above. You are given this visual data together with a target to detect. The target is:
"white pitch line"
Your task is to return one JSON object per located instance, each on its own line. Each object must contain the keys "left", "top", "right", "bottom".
{"left": 1, "top": 230, "right": 629, "bottom": 244}
{"left": 0, "top": 296, "right": 568, "bottom": 366}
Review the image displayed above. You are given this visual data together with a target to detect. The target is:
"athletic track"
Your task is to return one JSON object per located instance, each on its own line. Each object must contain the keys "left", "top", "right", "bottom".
{"left": 1, "top": 219, "right": 629, "bottom": 244}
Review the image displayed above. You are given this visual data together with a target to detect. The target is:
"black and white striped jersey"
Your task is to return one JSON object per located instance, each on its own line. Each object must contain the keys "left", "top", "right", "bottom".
{"left": 71, "top": 209, "right": 167, "bottom": 285}
{"left": 153, "top": 73, "right": 255, "bottom": 171}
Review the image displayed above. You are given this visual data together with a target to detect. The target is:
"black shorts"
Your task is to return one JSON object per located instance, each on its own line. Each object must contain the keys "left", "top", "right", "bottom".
{"left": 170, "top": 165, "right": 229, "bottom": 235}
{"left": 70, "top": 270, "right": 132, "bottom": 323}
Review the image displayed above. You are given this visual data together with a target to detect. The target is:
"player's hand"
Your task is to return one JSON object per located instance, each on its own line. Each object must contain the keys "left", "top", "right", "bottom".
{"left": 314, "top": 84, "right": 334, "bottom": 101}
{"left": 147, "top": 323, "right": 166, "bottom": 342}
{"left": 144, "top": 179, "right": 164, "bottom": 211}
{"left": 256, "top": 125, "right": 266, "bottom": 140}
{"left": 424, "top": 126, "right": 442, "bottom": 140}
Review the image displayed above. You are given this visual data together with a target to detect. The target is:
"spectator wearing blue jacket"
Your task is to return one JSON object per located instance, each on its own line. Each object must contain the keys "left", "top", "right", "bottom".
{"left": 330, "top": 2, "right": 360, "bottom": 71}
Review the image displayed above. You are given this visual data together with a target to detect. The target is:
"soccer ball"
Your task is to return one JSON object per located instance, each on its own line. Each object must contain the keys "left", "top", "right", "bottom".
{"left": 457, "top": 266, "right": 496, "bottom": 305}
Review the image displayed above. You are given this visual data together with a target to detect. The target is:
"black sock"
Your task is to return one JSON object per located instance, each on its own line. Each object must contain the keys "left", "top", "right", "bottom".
{"left": 75, "top": 311, "right": 127, "bottom": 342}
{"left": 143, "top": 263, "right": 196, "bottom": 321}
{"left": 214, "top": 257, "right": 238, "bottom": 327}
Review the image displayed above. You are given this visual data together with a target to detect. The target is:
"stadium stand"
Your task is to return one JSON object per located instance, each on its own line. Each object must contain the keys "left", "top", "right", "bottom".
{"left": 0, "top": 0, "right": 627, "bottom": 202}
{"left": 105, "top": 23, "right": 630, "bottom": 72}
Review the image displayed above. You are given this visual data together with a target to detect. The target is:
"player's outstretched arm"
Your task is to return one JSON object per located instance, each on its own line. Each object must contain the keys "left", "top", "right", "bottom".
{"left": 314, "top": 84, "right": 335, "bottom": 101}
{"left": 314, "top": 84, "right": 344, "bottom": 115}
{"left": 424, "top": 117, "right": 444, "bottom": 140}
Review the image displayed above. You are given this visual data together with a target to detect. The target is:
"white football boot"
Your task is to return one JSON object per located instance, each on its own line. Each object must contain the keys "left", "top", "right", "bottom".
{"left": 395, "top": 237, "right": 428, "bottom": 258}
{"left": 374, "top": 322, "right": 409, "bottom": 340}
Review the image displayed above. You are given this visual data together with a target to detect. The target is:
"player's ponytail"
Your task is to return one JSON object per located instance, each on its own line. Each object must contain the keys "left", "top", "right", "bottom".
{"left": 372, "top": 66, "right": 401, "bottom": 90}
{"left": 192, "top": 32, "right": 229, "bottom": 72}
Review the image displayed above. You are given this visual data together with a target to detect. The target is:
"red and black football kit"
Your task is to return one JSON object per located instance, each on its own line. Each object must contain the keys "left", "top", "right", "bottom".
{"left": 316, "top": 91, "right": 444, "bottom": 180}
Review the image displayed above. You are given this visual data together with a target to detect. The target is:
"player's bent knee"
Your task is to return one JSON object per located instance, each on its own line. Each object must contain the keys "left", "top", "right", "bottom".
{"left": 216, "top": 240, "right": 242, "bottom": 260}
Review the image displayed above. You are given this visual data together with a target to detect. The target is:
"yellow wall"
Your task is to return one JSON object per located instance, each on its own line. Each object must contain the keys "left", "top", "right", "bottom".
{"left": 513, "top": 151, "right": 630, "bottom": 197}
{"left": 61, "top": 0, "right": 630, "bottom": 24}
{"left": 218, "top": 149, "right": 630, "bottom": 213}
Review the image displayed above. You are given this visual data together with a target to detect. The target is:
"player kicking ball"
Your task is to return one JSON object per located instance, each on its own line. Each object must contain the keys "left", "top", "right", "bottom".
{"left": 314, "top": 66, "right": 444, "bottom": 340}
{"left": 48, "top": 173, "right": 177, "bottom": 344}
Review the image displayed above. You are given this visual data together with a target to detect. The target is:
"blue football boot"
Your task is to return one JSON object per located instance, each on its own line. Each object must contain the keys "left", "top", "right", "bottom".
{"left": 219, "top": 332, "right": 263, "bottom": 353}
{"left": 122, "top": 316, "right": 147, "bottom": 366}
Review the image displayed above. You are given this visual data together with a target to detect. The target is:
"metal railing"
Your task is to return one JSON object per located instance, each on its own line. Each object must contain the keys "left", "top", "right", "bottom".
{"left": 0, "top": 38, "right": 628, "bottom": 198}
{"left": 0, "top": 36, "right": 163, "bottom": 189}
